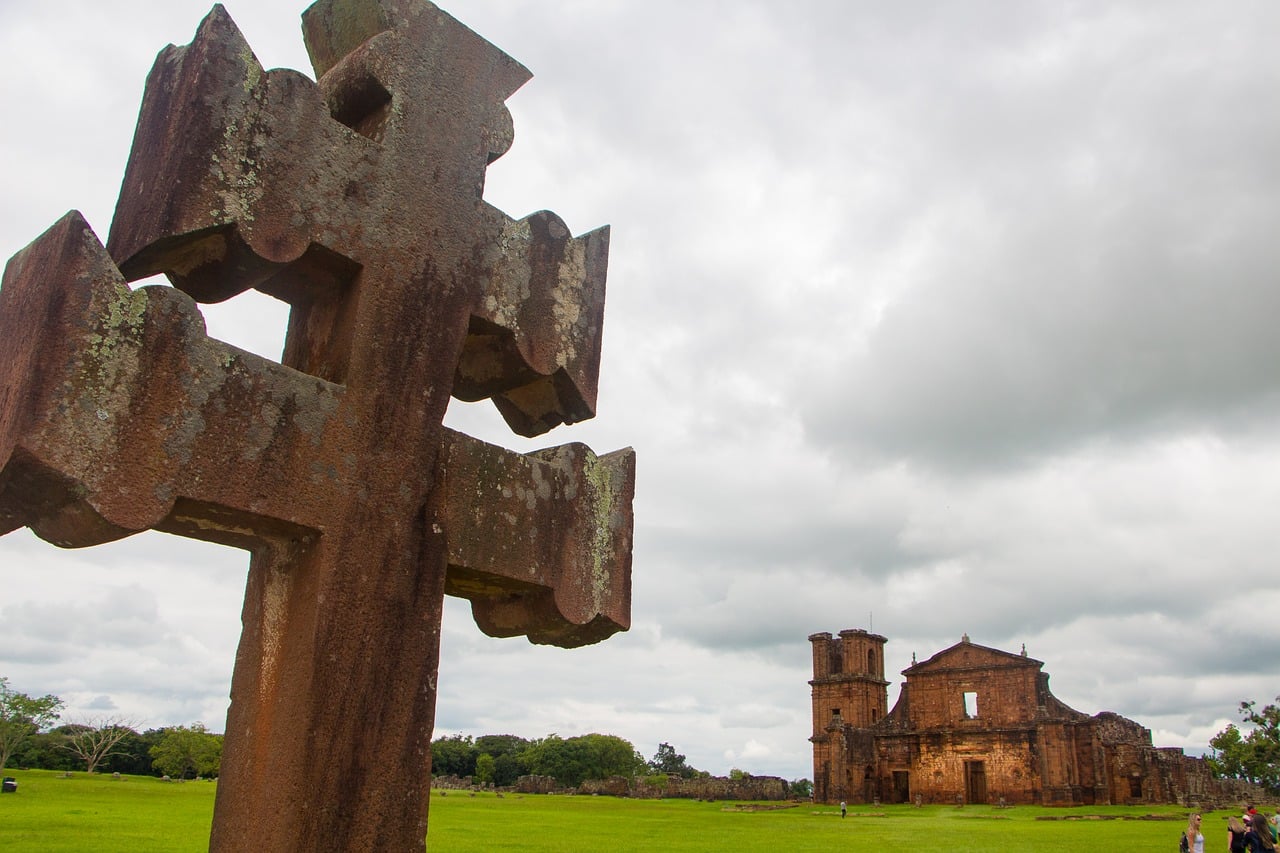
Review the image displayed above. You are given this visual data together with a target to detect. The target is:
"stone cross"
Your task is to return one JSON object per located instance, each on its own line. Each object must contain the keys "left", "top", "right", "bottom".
{"left": 0, "top": 1, "right": 634, "bottom": 849}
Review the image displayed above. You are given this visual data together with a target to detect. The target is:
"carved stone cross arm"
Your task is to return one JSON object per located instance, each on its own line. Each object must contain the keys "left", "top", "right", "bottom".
{"left": 442, "top": 430, "right": 633, "bottom": 648}
{"left": 0, "top": 211, "right": 337, "bottom": 551}
{"left": 456, "top": 210, "right": 612, "bottom": 438}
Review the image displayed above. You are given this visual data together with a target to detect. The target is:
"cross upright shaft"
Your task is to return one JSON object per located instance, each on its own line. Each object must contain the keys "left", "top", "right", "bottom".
{"left": 0, "top": 1, "right": 633, "bottom": 849}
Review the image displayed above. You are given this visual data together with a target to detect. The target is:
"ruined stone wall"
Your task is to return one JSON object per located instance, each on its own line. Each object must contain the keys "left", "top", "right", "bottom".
{"left": 1144, "top": 747, "right": 1263, "bottom": 808}
{"left": 845, "top": 728, "right": 878, "bottom": 803}
{"left": 577, "top": 775, "right": 790, "bottom": 801}
{"left": 812, "top": 750, "right": 833, "bottom": 804}
{"left": 873, "top": 735, "right": 913, "bottom": 803}
{"left": 513, "top": 775, "right": 560, "bottom": 795}
{"left": 1093, "top": 711, "right": 1153, "bottom": 745}
{"left": 888, "top": 729, "right": 1046, "bottom": 805}
{"left": 908, "top": 664, "right": 1040, "bottom": 730}
{"left": 432, "top": 774, "right": 476, "bottom": 790}
{"left": 1103, "top": 741, "right": 1164, "bottom": 804}
{"left": 1037, "top": 721, "right": 1101, "bottom": 805}
{"left": 578, "top": 776, "right": 633, "bottom": 797}
{"left": 1089, "top": 720, "right": 1263, "bottom": 809}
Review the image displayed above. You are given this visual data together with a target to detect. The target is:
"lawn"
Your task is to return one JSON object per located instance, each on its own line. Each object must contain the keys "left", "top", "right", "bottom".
{"left": 0, "top": 770, "right": 1213, "bottom": 851}
{"left": 0, "top": 770, "right": 214, "bottom": 851}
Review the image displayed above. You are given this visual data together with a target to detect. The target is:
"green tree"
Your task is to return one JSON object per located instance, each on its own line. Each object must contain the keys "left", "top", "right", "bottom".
{"left": 0, "top": 677, "right": 63, "bottom": 770}
{"left": 474, "top": 753, "right": 496, "bottom": 785}
{"left": 522, "top": 734, "right": 571, "bottom": 784}
{"left": 524, "top": 733, "right": 644, "bottom": 787}
{"left": 1240, "top": 698, "right": 1280, "bottom": 791}
{"left": 1208, "top": 724, "right": 1248, "bottom": 779}
{"left": 101, "top": 727, "right": 162, "bottom": 776}
{"left": 648, "top": 742, "right": 698, "bottom": 778}
{"left": 12, "top": 728, "right": 77, "bottom": 771}
{"left": 582, "top": 733, "right": 644, "bottom": 781}
{"left": 790, "top": 778, "right": 813, "bottom": 798}
{"left": 1209, "top": 696, "right": 1280, "bottom": 795}
{"left": 474, "top": 734, "right": 530, "bottom": 786}
{"left": 431, "top": 734, "right": 476, "bottom": 778}
{"left": 490, "top": 751, "right": 528, "bottom": 786}
{"left": 149, "top": 723, "right": 223, "bottom": 779}
{"left": 474, "top": 735, "right": 529, "bottom": 760}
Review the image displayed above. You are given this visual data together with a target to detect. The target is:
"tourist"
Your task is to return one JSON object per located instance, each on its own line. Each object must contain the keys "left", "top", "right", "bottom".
{"left": 1246, "top": 813, "right": 1277, "bottom": 852}
{"left": 840, "top": 800, "right": 846, "bottom": 818}
{"left": 1230, "top": 816, "right": 1249, "bottom": 853}
{"left": 1182, "top": 813, "right": 1204, "bottom": 853}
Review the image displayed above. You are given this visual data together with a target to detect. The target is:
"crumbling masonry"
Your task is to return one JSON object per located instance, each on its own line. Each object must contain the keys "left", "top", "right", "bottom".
{"left": 810, "top": 630, "right": 1256, "bottom": 808}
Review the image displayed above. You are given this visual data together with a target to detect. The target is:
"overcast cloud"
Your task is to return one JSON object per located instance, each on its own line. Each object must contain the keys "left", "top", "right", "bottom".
{"left": 3, "top": 0, "right": 1279, "bottom": 782}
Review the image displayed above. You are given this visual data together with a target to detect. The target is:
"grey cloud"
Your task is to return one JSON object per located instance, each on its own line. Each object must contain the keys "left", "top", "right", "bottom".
{"left": 719, "top": 705, "right": 792, "bottom": 730}
{"left": 792, "top": 2, "right": 1280, "bottom": 472}
{"left": 85, "top": 695, "right": 120, "bottom": 711}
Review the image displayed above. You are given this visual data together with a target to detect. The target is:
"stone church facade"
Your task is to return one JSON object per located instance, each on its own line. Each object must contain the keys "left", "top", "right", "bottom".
{"left": 809, "top": 629, "right": 1250, "bottom": 807}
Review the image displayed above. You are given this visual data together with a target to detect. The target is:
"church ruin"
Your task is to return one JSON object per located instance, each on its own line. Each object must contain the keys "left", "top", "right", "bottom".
{"left": 810, "top": 629, "right": 1250, "bottom": 807}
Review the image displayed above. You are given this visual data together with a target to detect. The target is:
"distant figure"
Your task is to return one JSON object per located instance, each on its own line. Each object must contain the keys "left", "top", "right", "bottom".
{"left": 1181, "top": 813, "right": 1204, "bottom": 853}
{"left": 1246, "top": 813, "right": 1277, "bottom": 853}
{"left": 1230, "top": 816, "right": 1249, "bottom": 853}
{"left": 840, "top": 800, "right": 847, "bottom": 818}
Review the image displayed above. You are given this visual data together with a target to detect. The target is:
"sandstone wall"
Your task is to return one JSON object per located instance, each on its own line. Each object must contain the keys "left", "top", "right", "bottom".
{"left": 575, "top": 774, "right": 790, "bottom": 801}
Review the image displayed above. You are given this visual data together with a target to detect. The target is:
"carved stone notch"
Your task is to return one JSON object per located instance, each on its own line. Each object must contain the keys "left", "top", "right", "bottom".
{"left": 0, "top": 1, "right": 633, "bottom": 849}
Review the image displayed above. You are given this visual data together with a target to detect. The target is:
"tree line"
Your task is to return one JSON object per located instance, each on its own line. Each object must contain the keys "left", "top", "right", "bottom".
{"left": 1, "top": 677, "right": 221, "bottom": 778}
{"left": 4, "top": 676, "right": 809, "bottom": 794}
{"left": 4, "top": 677, "right": 711, "bottom": 788}
{"left": 431, "top": 733, "right": 664, "bottom": 788}
{"left": 429, "top": 733, "right": 818, "bottom": 795}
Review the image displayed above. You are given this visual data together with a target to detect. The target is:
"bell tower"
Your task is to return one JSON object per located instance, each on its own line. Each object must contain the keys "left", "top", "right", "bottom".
{"left": 809, "top": 628, "right": 888, "bottom": 803}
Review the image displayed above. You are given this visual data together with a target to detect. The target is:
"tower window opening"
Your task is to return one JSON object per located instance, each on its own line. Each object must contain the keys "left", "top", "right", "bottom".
{"left": 963, "top": 691, "right": 978, "bottom": 718}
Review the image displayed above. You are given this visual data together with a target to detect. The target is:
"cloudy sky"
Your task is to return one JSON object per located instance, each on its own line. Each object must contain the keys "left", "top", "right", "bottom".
{"left": 3, "top": 0, "right": 1280, "bottom": 783}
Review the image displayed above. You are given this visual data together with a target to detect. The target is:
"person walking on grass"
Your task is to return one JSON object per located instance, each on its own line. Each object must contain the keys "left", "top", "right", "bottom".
{"left": 1230, "top": 816, "right": 1249, "bottom": 853}
{"left": 1181, "top": 813, "right": 1204, "bottom": 853}
{"left": 840, "top": 800, "right": 846, "bottom": 819}
{"left": 1246, "top": 813, "right": 1277, "bottom": 853}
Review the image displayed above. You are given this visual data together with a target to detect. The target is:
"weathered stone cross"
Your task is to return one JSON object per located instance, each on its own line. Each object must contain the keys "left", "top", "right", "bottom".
{"left": 0, "top": 1, "right": 633, "bottom": 849}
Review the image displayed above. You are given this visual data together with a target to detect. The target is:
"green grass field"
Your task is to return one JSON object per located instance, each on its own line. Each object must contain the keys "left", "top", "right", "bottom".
{"left": 0, "top": 769, "right": 1220, "bottom": 851}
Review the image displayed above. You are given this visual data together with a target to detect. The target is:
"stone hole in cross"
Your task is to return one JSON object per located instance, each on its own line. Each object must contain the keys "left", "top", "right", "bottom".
{"left": 127, "top": 278, "right": 294, "bottom": 368}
